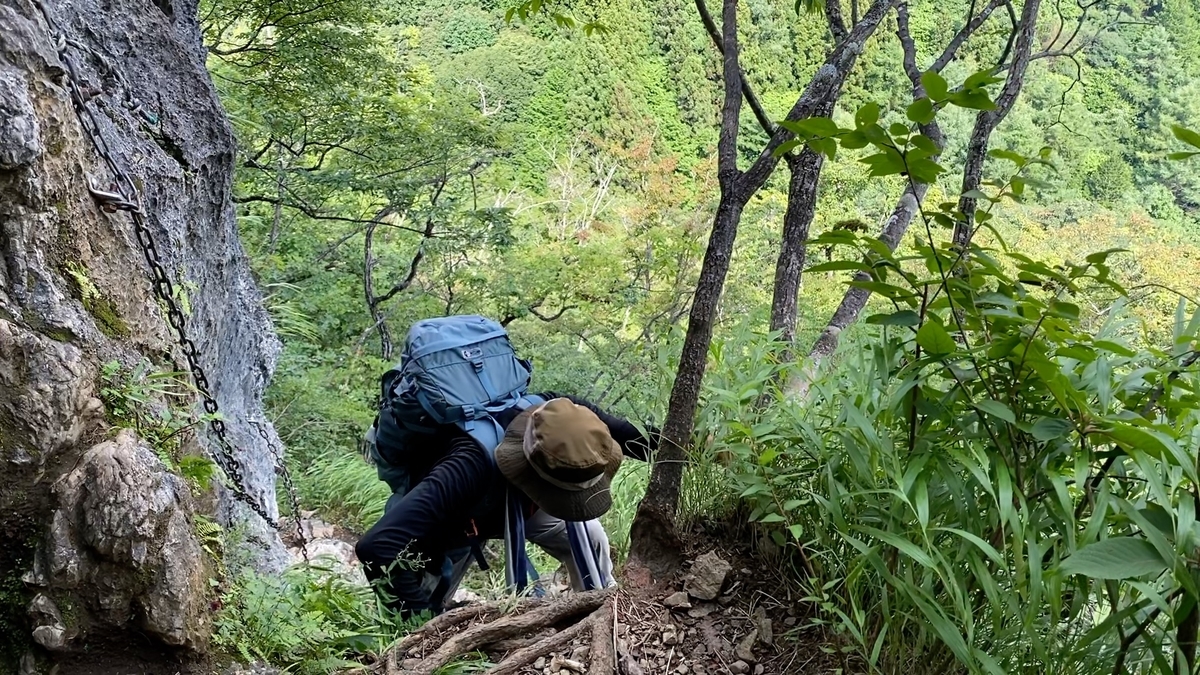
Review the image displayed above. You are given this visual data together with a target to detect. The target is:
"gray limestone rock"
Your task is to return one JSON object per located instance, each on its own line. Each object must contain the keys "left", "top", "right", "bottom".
{"left": 1, "top": 0, "right": 286, "bottom": 659}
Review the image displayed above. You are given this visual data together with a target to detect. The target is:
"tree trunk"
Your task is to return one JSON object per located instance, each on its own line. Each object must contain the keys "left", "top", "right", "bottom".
{"left": 768, "top": 145, "right": 824, "bottom": 345}
{"left": 953, "top": 0, "right": 1044, "bottom": 251}
{"left": 628, "top": 0, "right": 746, "bottom": 577}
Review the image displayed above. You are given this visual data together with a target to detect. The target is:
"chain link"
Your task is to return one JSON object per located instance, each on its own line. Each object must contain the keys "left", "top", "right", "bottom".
{"left": 34, "top": 0, "right": 306, "bottom": 551}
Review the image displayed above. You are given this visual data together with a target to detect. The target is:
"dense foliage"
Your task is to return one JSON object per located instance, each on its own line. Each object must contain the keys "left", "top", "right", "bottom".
{"left": 198, "top": 0, "right": 1200, "bottom": 671}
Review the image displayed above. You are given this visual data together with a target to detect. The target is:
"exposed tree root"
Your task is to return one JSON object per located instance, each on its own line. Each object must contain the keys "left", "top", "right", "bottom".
{"left": 484, "top": 612, "right": 595, "bottom": 675}
{"left": 589, "top": 597, "right": 616, "bottom": 675}
{"left": 384, "top": 589, "right": 613, "bottom": 675}
{"left": 392, "top": 596, "right": 545, "bottom": 654}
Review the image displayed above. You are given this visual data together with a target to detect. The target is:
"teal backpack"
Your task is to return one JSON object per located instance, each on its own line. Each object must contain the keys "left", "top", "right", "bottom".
{"left": 368, "top": 315, "right": 542, "bottom": 493}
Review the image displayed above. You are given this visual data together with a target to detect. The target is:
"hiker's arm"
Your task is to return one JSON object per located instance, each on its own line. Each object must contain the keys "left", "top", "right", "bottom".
{"left": 355, "top": 434, "right": 490, "bottom": 616}
{"left": 540, "top": 393, "right": 658, "bottom": 461}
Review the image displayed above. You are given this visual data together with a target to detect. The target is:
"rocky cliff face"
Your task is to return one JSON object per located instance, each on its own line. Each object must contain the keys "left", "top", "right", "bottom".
{"left": 0, "top": 0, "right": 286, "bottom": 667}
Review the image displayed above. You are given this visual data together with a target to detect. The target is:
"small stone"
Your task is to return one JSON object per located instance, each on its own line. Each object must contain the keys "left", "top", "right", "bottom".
{"left": 730, "top": 660, "right": 750, "bottom": 675}
{"left": 534, "top": 657, "right": 546, "bottom": 670}
{"left": 560, "top": 658, "right": 586, "bottom": 673}
{"left": 685, "top": 552, "right": 732, "bottom": 601}
{"left": 694, "top": 665, "right": 707, "bottom": 675}
{"left": 784, "top": 617, "right": 797, "bottom": 627}
{"left": 663, "top": 627, "right": 679, "bottom": 646}
{"left": 664, "top": 591, "right": 692, "bottom": 609}
{"left": 753, "top": 665, "right": 765, "bottom": 675}
{"left": 735, "top": 629, "right": 758, "bottom": 663}
{"left": 401, "top": 659, "right": 420, "bottom": 669}
{"left": 753, "top": 606, "right": 773, "bottom": 645}
{"left": 676, "top": 664, "right": 689, "bottom": 674}
{"left": 688, "top": 604, "right": 715, "bottom": 619}
{"left": 570, "top": 646, "right": 589, "bottom": 663}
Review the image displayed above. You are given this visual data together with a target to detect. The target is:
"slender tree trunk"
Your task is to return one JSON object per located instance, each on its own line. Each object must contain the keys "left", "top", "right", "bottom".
{"left": 268, "top": 146, "right": 284, "bottom": 255}
{"left": 362, "top": 220, "right": 394, "bottom": 360}
{"left": 953, "top": 0, "right": 1043, "bottom": 250}
{"left": 768, "top": 140, "right": 825, "bottom": 344}
{"left": 628, "top": 0, "right": 745, "bottom": 577}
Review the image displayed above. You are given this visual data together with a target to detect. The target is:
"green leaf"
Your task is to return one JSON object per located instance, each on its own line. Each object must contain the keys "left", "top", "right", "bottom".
{"left": 781, "top": 117, "right": 841, "bottom": 138}
{"left": 1030, "top": 417, "right": 1073, "bottom": 441}
{"left": 974, "top": 399, "right": 1015, "bottom": 424}
{"left": 1049, "top": 300, "right": 1081, "bottom": 321}
{"left": 840, "top": 130, "right": 869, "bottom": 149}
{"left": 920, "top": 71, "right": 949, "bottom": 101}
{"left": 855, "top": 525, "right": 935, "bottom": 568}
{"left": 860, "top": 149, "right": 907, "bottom": 177}
{"left": 910, "top": 134, "right": 940, "bottom": 155}
{"left": 759, "top": 512, "right": 786, "bottom": 524}
{"left": 907, "top": 158, "right": 946, "bottom": 184}
{"left": 1104, "top": 422, "right": 1171, "bottom": 460}
{"left": 1059, "top": 537, "right": 1169, "bottom": 579}
{"left": 906, "top": 98, "right": 935, "bottom": 125}
{"left": 916, "top": 320, "right": 956, "bottom": 356}
{"left": 787, "top": 524, "right": 804, "bottom": 540}
{"left": 810, "top": 137, "right": 838, "bottom": 160}
{"left": 1172, "top": 125, "right": 1200, "bottom": 150}
{"left": 773, "top": 139, "right": 803, "bottom": 157}
{"left": 855, "top": 102, "right": 880, "bottom": 129}
{"left": 1168, "top": 151, "right": 1200, "bottom": 161}
{"left": 888, "top": 122, "right": 910, "bottom": 137}
{"left": 988, "top": 148, "right": 1026, "bottom": 165}
{"left": 950, "top": 89, "right": 996, "bottom": 111}
{"left": 866, "top": 310, "right": 921, "bottom": 326}
{"left": 1085, "top": 248, "right": 1129, "bottom": 265}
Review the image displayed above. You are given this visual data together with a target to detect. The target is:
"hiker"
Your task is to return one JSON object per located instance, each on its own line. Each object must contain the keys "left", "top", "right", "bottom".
{"left": 354, "top": 316, "right": 656, "bottom": 618}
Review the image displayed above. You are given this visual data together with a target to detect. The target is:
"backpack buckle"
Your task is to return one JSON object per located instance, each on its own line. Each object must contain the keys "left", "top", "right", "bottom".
{"left": 461, "top": 347, "right": 483, "bottom": 360}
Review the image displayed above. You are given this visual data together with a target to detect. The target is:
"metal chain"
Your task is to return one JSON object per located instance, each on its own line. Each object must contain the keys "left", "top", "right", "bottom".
{"left": 33, "top": 0, "right": 306, "bottom": 550}
{"left": 253, "top": 421, "right": 308, "bottom": 560}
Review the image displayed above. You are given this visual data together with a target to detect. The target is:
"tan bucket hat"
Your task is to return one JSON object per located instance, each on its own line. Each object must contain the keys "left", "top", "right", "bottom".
{"left": 495, "top": 398, "right": 623, "bottom": 521}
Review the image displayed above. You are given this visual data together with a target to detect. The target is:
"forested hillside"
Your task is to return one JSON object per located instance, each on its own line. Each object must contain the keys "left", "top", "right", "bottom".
{"left": 192, "top": 0, "right": 1200, "bottom": 671}
{"left": 208, "top": 0, "right": 1200, "bottom": 452}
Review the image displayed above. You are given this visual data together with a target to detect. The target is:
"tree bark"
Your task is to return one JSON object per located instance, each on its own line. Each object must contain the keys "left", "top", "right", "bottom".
{"left": 953, "top": 0, "right": 1044, "bottom": 251}
{"left": 768, "top": 147, "right": 824, "bottom": 345}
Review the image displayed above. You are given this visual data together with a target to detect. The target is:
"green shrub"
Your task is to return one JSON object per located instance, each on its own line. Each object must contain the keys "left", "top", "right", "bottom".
{"left": 701, "top": 236, "right": 1200, "bottom": 674}
{"left": 214, "top": 561, "right": 407, "bottom": 673}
